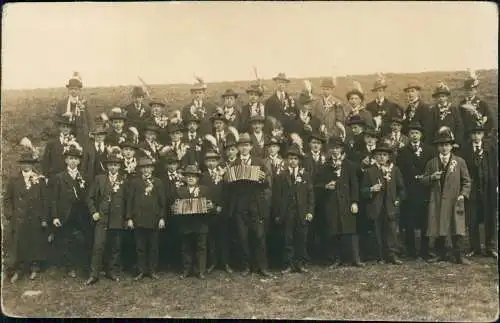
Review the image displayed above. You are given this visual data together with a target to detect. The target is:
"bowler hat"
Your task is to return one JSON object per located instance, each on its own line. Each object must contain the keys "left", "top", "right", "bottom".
{"left": 18, "top": 152, "right": 39, "bottom": 164}
{"left": 285, "top": 143, "right": 304, "bottom": 158}
{"left": 64, "top": 146, "right": 83, "bottom": 158}
{"left": 132, "top": 86, "right": 146, "bottom": 98}
{"left": 136, "top": 157, "right": 155, "bottom": 168}
{"left": 468, "top": 125, "right": 487, "bottom": 134}
{"left": 249, "top": 115, "right": 266, "bottom": 124}
{"left": 403, "top": 82, "right": 422, "bottom": 92}
{"left": 407, "top": 121, "right": 424, "bottom": 133}
{"left": 246, "top": 83, "right": 264, "bottom": 96}
{"left": 204, "top": 150, "right": 221, "bottom": 160}
{"left": 371, "top": 76, "right": 388, "bottom": 92}
{"left": 108, "top": 108, "right": 127, "bottom": 121}
{"left": 346, "top": 115, "right": 366, "bottom": 127}
{"left": 182, "top": 164, "right": 202, "bottom": 176}
{"left": 320, "top": 78, "right": 336, "bottom": 88}
{"left": 309, "top": 132, "right": 327, "bottom": 143}
{"left": 224, "top": 137, "right": 238, "bottom": 149}
{"left": 66, "top": 72, "right": 82, "bottom": 89}
{"left": 237, "top": 133, "right": 252, "bottom": 145}
{"left": 221, "top": 89, "right": 239, "bottom": 98}
{"left": 272, "top": 72, "right": 290, "bottom": 83}
{"left": 210, "top": 112, "right": 227, "bottom": 123}
{"left": 372, "top": 142, "right": 393, "bottom": 154}
{"left": 432, "top": 82, "right": 451, "bottom": 98}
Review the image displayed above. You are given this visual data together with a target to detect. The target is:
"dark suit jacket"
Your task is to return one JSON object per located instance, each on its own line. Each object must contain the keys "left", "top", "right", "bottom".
{"left": 428, "top": 105, "right": 464, "bottom": 147}
{"left": 199, "top": 171, "right": 224, "bottom": 208}
{"left": 55, "top": 98, "right": 93, "bottom": 145}
{"left": 361, "top": 164, "right": 406, "bottom": 220}
{"left": 240, "top": 103, "right": 271, "bottom": 133}
{"left": 366, "top": 99, "right": 404, "bottom": 136}
{"left": 173, "top": 185, "right": 212, "bottom": 234}
{"left": 86, "top": 173, "right": 127, "bottom": 229}
{"left": 42, "top": 137, "right": 67, "bottom": 179}
{"left": 458, "top": 97, "right": 496, "bottom": 141}
{"left": 126, "top": 176, "right": 166, "bottom": 229}
{"left": 265, "top": 92, "right": 298, "bottom": 132}
{"left": 250, "top": 132, "right": 270, "bottom": 159}
{"left": 402, "top": 101, "right": 432, "bottom": 140}
{"left": 181, "top": 101, "right": 217, "bottom": 135}
{"left": 51, "top": 170, "right": 89, "bottom": 223}
{"left": 105, "top": 128, "right": 135, "bottom": 147}
{"left": 272, "top": 167, "right": 314, "bottom": 221}
{"left": 287, "top": 114, "right": 321, "bottom": 144}
{"left": 123, "top": 102, "right": 152, "bottom": 135}
{"left": 82, "top": 141, "right": 107, "bottom": 182}
{"left": 147, "top": 115, "right": 170, "bottom": 145}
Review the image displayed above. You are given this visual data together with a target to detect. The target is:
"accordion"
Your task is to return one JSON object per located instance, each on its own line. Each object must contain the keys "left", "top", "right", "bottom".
{"left": 173, "top": 197, "right": 209, "bottom": 215}
{"left": 225, "top": 165, "right": 262, "bottom": 183}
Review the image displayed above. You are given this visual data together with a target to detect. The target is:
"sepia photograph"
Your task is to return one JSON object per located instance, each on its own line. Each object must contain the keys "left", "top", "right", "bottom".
{"left": 1, "top": 1, "right": 498, "bottom": 320}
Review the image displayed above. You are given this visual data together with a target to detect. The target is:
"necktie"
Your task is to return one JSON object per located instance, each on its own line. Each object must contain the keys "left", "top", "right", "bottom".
{"left": 255, "top": 104, "right": 261, "bottom": 115}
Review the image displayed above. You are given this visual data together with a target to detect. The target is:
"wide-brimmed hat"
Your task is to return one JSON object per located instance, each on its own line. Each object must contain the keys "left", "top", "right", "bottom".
{"left": 120, "top": 141, "right": 138, "bottom": 150}
{"left": 390, "top": 117, "right": 404, "bottom": 125}
{"left": 161, "top": 151, "right": 179, "bottom": 164}
{"left": 246, "top": 83, "right": 264, "bottom": 96}
{"left": 433, "top": 128, "right": 455, "bottom": 145}
{"left": 309, "top": 132, "right": 327, "bottom": 143}
{"left": 136, "top": 157, "right": 155, "bottom": 168}
{"left": 403, "top": 82, "right": 422, "bottom": 92}
{"left": 144, "top": 124, "right": 159, "bottom": 134}
{"left": 92, "top": 125, "right": 107, "bottom": 135}
{"left": 272, "top": 72, "right": 290, "bottom": 83}
{"left": 371, "top": 75, "right": 388, "bottom": 92}
{"left": 285, "top": 143, "right": 304, "bottom": 158}
{"left": 221, "top": 89, "right": 239, "bottom": 98}
{"left": 63, "top": 146, "right": 83, "bottom": 158}
{"left": 468, "top": 125, "right": 487, "bottom": 134}
{"left": 346, "top": 115, "right": 366, "bottom": 127}
{"left": 103, "top": 154, "right": 123, "bottom": 164}
{"left": 65, "top": 72, "right": 83, "bottom": 89}
{"left": 204, "top": 150, "right": 221, "bottom": 160}
{"left": 264, "top": 136, "right": 284, "bottom": 147}
{"left": 210, "top": 112, "right": 227, "bottom": 123}
{"left": 372, "top": 142, "right": 393, "bottom": 154}
{"left": 463, "top": 69, "right": 479, "bottom": 89}
{"left": 149, "top": 98, "right": 166, "bottom": 107}
{"left": 56, "top": 114, "right": 75, "bottom": 126}
{"left": 132, "top": 86, "right": 146, "bottom": 98}
{"left": 168, "top": 123, "right": 185, "bottom": 134}
{"left": 108, "top": 108, "right": 127, "bottom": 121}
{"left": 183, "top": 114, "right": 201, "bottom": 125}
{"left": 237, "top": 133, "right": 252, "bottom": 145}
{"left": 182, "top": 164, "right": 202, "bottom": 176}
{"left": 432, "top": 82, "right": 451, "bottom": 98}
{"left": 407, "top": 121, "right": 424, "bottom": 133}
{"left": 327, "top": 136, "right": 345, "bottom": 150}
{"left": 320, "top": 78, "right": 336, "bottom": 88}
{"left": 249, "top": 115, "right": 266, "bottom": 124}
{"left": 18, "top": 152, "right": 39, "bottom": 164}
{"left": 364, "top": 127, "right": 380, "bottom": 138}
{"left": 191, "top": 76, "right": 207, "bottom": 92}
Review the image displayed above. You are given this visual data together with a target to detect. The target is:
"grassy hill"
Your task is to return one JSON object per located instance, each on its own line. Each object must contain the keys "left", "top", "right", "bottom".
{"left": 1, "top": 69, "right": 498, "bottom": 184}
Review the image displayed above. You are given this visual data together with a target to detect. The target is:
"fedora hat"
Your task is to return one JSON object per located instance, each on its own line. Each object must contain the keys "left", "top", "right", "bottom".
{"left": 309, "top": 132, "right": 327, "bottom": 143}
{"left": 210, "top": 112, "right": 227, "bottom": 123}
{"left": 372, "top": 142, "right": 393, "bottom": 154}
{"left": 108, "top": 108, "right": 127, "bottom": 121}
{"left": 468, "top": 124, "right": 487, "bottom": 134}
{"left": 204, "top": 150, "right": 221, "bottom": 160}
{"left": 285, "top": 143, "right": 304, "bottom": 158}
{"left": 390, "top": 116, "right": 404, "bottom": 125}
{"left": 246, "top": 83, "right": 264, "bottom": 96}
{"left": 272, "top": 72, "right": 290, "bottom": 83}
{"left": 463, "top": 69, "right": 479, "bottom": 89}
{"left": 191, "top": 76, "right": 207, "bottom": 92}
{"left": 403, "top": 82, "right": 422, "bottom": 92}
{"left": 136, "top": 157, "right": 155, "bottom": 168}
{"left": 103, "top": 154, "right": 123, "bottom": 164}
{"left": 167, "top": 123, "right": 185, "bottom": 134}
{"left": 327, "top": 136, "right": 345, "bottom": 150}
{"left": 144, "top": 124, "right": 159, "bottom": 134}
{"left": 221, "top": 89, "right": 239, "bottom": 98}
{"left": 182, "top": 164, "right": 202, "bottom": 176}
{"left": 64, "top": 145, "right": 83, "bottom": 158}
{"left": 364, "top": 127, "right": 380, "bottom": 138}
{"left": 65, "top": 72, "right": 82, "bottom": 89}
{"left": 432, "top": 82, "right": 451, "bottom": 98}
{"left": 132, "top": 86, "right": 146, "bottom": 98}
{"left": 346, "top": 115, "right": 366, "bottom": 127}
{"left": 371, "top": 74, "right": 388, "bottom": 92}
{"left": 18, "top": 152, "right": 39, "bottom": 164}
{"left": 56, "top": 114, "right": 75, "bottom": 126}
{"left": 161, "top": 151, "right": 179, "bottom": 164}
{"left": 120, "top": 140, "right": 138, "bottom": 150}
{"left": 249, "top": 115, "right": 266, "bottom": 124}
{"left": 237, "top": 132, "right": 252, "bottom": 145}
{"left": 264, "top": 136, "right": 284, "bottom": 147}
{"left": 92, "top": 125, "right": 107, "bottom": 135}
{"left": 149, "top": 98, "right": 166, "bottom": 107}
{"left": 433, "top": 128, "right": 455, "bottom": 144}
{"left": 298, "top": 91, "right": 314, "bottom": 106}
{"left": 320, "top": 78, "right": 336, "bottom": 88}
{"left": 407, "top": 121, "right": 424, "bottom": 133}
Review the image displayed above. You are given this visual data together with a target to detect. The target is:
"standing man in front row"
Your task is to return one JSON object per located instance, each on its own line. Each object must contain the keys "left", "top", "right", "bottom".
{"left": 228, "top": 133, "right": 273, "bottom": 277}
{"left": 126, "top": 157, "right": 166, "bottom": 280}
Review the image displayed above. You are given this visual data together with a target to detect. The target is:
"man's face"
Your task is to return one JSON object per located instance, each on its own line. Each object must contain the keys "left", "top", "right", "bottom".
{"left": 224, "top": 96, "right": 236, "bottom": 107}
{"left": 374, "top": 152, "right": 389, "bottom": 164}
{"left": 145, "top": 131, "right": 157, "bottom": 142}
{"left": 68, "top": 87, "right": 80, "bottom": 97}
{"left": 187, "top": 122, "right": 198, "bottom": 132}
{"left": 310, "top": 139, "right": 322, "bottom": 152}
{"left": 466, "top": 88, "right": 478, "bottom": 98}
{"left": 112, "top": 119, "right": 124, "bottom": 130}
{"left": 226, "top": 146, "right": 238, "bottom": 159}
{"left": 133, "top": 96, "right": 144, "bottom": 105}
{"left": 248, "top": 93, "right": 260, "bottom": 103}
{"left": 107, "top": 163, "right": 120, "bottom": 174}
{"left": 408, "top": 129, "right": 422, "bottom": 142}
{"left": 192, "top": 90, "right": 205, "bottom": 101}
{"left": 276, "top": 80, "right": 287, "bottom": 92}
{"left": 20, "top": 163, "right": 33, "bottom": 172}
{"left": 122, "top": 147, "right": 135, "bottom": 158}
{"left": 238, "top": 143, "right": 252, "bottom": 155}
{"left": 166, "top": 162, "right": 179, "bottom": 172}
{"left": 351, "top": 124, "right": 364, "bottom": 136}
{"left": 151, "top": 104, "right": 163, "bottom": 116}
{"left": 185, "top": 175, "right": 198, "bottom": 186}
{"left": 140, "top": 166, "right": 154, "bottom": 177}
{"left": 364, "top": 135, "right": 377, "bottom": 146}
{"left": 321, "top": 86, "right": 333, "bottom": 97}
{"left": 213, "top": 120, "right": 225, "bottom": 132}
{"left": 406, "top": 88, "right": 419, "bottom": 102}
{"left": 390, "top": 122, "right": 402, "bottom": 133}
{"left": 328, "top": 147, "right": 344, "bottom": 160}
{"left": 171, "top": 131, "right": 183, "bottom": 142}
{"left": 59, "top": 124, "right": 72, "bottom": 135}
{"left": 95, "top": 134, "right": 106, "bottom": 143}
{"left": 375, "top": 88, "right": 385, "bottom": 100}
{"left": 267, "top": 144, "right": 280, "bottom": 156}
{"left": 65, "top": 156, "right": 81, "bottom": 168}
{"left": 348, "top": 94, "right": 362, "bottom": 107}
{"left": 251, "top": 122, "right": 264, "bottom": 132}
{"left": 436, "top": 94, "right": 449, "bottom": 105}
{"left": 437, "top": 143, "right": 453, "bottom": 155}
{"left": 287, "top": 155, "right": 300, "bottom": 168}
{"left": 470, "top": 131, "right": 484, "bottom": 142}
{"left": 204, "top": 158, "right": 219, "bottom": 169}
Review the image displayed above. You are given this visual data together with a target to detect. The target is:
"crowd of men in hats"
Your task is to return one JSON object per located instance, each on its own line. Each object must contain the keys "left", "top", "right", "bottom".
{"left": 4, "top": 69, "right": 497, "bottom": 286}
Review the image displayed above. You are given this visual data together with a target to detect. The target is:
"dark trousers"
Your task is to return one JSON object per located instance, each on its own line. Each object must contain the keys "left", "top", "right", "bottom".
{"left": 327, "top": 234, "right": 362, "bottom": 264}
{"left": 434, "top": 235, "right": 464, "bottom": 259}
{"left": 235, "top": 204, "right": 268, "bottom": 271}
{"left": 208, "top": 217, "right": 230, "bottom": 268}
{"left": 13, "top": 261, "right": 40, "bottom": 273}
{"left": 267, "top": 215, "right": 284, "bottom": 269}
{"left": 468, "top": 199, "right": 497, "bottom": 253}
{"left": 159, "top": 218, "right": 181, "bottom": 270}
{"left": 121, "top": 230, "right": 137, "bottom": 273}
{"left": 90, "top": 226, "right": 121, "bottom": 277}
{"left": 283, "top": 212, "right": 309, "bottom": 268}
{"left": 307, "top": 203, "right": 325, "bottom": 263}
{"left": 373, "top": 214, "right": 398, "bottom": 261}
{"left": 134, "top": 228, "right": 159, "bottom": 275}
{"left": 181, "top": 232, "right": 207, "bottom": 274}
{"left": 401, "top": 203, "right": 430, "bottom": 257}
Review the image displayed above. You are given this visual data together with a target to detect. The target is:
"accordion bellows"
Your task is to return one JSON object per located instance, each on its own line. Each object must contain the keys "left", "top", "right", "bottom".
{"left": 225, "top": 165, "right": 262, "bottom": 182}
{"left": 173, "top": 198, "right": 209, "bottom": 215}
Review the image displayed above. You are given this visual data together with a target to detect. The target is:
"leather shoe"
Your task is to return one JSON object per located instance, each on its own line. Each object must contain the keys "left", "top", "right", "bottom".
{"left": 296, "top": 265, "right": 309, "bottom": 273}
{"left": 206, "top": 265, "right": 216, "bottom": 274}
{"left": 353, "top": 261, "right": 366, "bottom": 267}
{"left": 466, "top": 250, "right": 481, "bottom": 257}
{"left": 104, "top": 273, "right": 120, "bottom": 282}
{"left": 179, "top": 270, "right": 189, "bottom": 279}
{"left": 241, "top": 268, "right": 251, "bottom": 277}
{"left": 258, "top": 269, "right": 273, "bottom": 278}
{"left": 456, "top": 257, "right": 471, "bottom": 265}
{"left": 68, "top": 270, "right": 77, "bottom": 278}
{"left": 29, "top": 271, "right": 38, "bottom": 280}
{"left": 224, "top": 264, "right": 233, "bottom": 274}
{"left": 426, "top": 256, "right": 445, "bottom": 263}
{"left": 485, "top": 250, "right": 498, "bottom": 259}
{"left": 389, "top": 258, "right": 403, "bottom": 265}
{"left": 198, "top": 273, "right": 206, "bottom": 280}
{"left": 10, "top": 272, "right": 19, "bottom": 284}
{"left": 85, "top": 277, "right": 99, "bottom": 286}
{"left": 377, "top": 260, "right": 386, "bottom": 265}
{"left": 150, "top": 273, "right": 160, "bottom": 280}
{"left": 281, "top": 267, "right": 292, "bottom": 275}
{"left": 134, "top": 273, "right": 145, "bottom": 281}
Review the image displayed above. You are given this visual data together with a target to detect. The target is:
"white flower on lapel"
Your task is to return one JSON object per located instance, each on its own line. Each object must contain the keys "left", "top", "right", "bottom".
{"left": 76, "top": 173, "right": 86, "bottom": 188}
{"left": 295, "top": 176, "right": 303, "bottom": 183}
{"left": 449, "top": 159, "right": 457, "bottom": 173}
{"left": 144, "top": 178, "right": 154, "bottom": 196}
{"left": 414, "top": 146, "right": 423, "bottom": 157}
{"left": 320, "top": 155, "right": 326, "bottom": 165}
{"left": 192, "top": 187, "right": 200, "bottom": 197}
{"left": 112, "top": 179, "right": 124, "bottom": 192}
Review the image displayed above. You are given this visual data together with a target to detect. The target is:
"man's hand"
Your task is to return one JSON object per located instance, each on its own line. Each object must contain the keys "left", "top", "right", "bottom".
{"left": 158, "top": 218, "right": 165, "bottom": 230}
{"left": 370, "top": 183, "right": 382, "bottom": 192}
{"left": 325, "top": 181, "right": 336, "bottom": 190}
{"left": 430, "top": 171, "right": 443, "bottom": 181}
{"left": 350, "top": 203, "right": 359, "bottom": 214}
{"left": 216, "top": 206, "right": 222, "bottom": 214}
{"left": 127, "top": 219, "right": 134, "bottom": 229}
{"left": 394, "top": 199, "right": 400, "bottom": 207}
{"left": 457, "top": 195, "right": 464, "bottom": 201}
{"left": 305, "top": 213, "right": 313, "bottom": 222}
{"left": 41, "top": 221, "right": 47, "bottom": 228}
{"left": 304, "top": 124, "right": 313, "bottom": 132}
{"left": 92, "top": 212, "right": 101, "bottom": 221}
{"left": 53, "top": 218, "right": 62, "bottom": 228}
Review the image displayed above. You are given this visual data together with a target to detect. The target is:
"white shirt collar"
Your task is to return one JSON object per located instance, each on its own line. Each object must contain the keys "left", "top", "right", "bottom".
{"left": 439, "top": 153, "right": 451, "bottom": 161}
{"left": 67, "top": 167, "right": 79, "bottom": 178}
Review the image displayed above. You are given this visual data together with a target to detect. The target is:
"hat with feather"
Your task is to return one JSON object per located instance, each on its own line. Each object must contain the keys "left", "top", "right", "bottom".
{"left": 204, "top": 149, "right": 221, "bottom": 160}
{"left": 66, "top": 71, "right": 83, "bottom": 89}
{"left": 18, "top": 151, "right": 39, "bottom": 164}
{"left": 433, "top": 126, "right": 455, "bottom": 144}
{"left": 371, "top": 73, "right": 388, "bottom": 92}
{"left": 285, "top": 143, "right": 304, "bottom": 159}
{"left": 264, "top": 136, "right": 284, "bottom": 147}
{"left": 320, "top": 77, "right": 337, "bottom": 89}
{"left": 191, "top": 75, "right": 208, "bottom": 92}
{"left": 346, "top": 81, "right": 365, "bottom": 101}
{"left": 19, "top": 137, "right": 40, "bottom": 163}
{"left": 246, "top": 83, "right": 264, "bottom": 96}
{"left": 104, "top": 147, "right": 123, "bottom": 164}
{"left": 249, "top": 114, "right": 266, "bottom": 124}
{"left": 221, "top": 89, "right": 239, "bottom": 98}
{"left": 237, "top": 132, "right": 252, "bottom": 145}
{"left": 432, "top": 81, "right": 451, "bottom": 98}
{"left": 463, "top": 68, "right": 480, "bottom": 89}
{"left": 63, "top": 143, "right": 84, "bottom": 158}
{"left": 120, "top": 140, "right": 138, "bottom": 150}
{"left": 210, "top": 112, "right": 228, "bottom": 123}
{"left": 272, "top": 72, "right": 291, "bottom": 83}
{"left": 289, "top": 133, "right": 304, "bottom": 154}
{"left": 298, "top": 80, "right": 314, "bottom": 106}
{"left": 108, "top": 107, "right": 127, "bottom": 120}
{"left": 309, "top": 132, "right": 327, "bottom": 143}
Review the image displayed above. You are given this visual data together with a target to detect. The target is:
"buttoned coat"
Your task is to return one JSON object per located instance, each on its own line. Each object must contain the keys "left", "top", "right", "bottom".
{"left": 82, "top": 140, "right": 107, "bottom": 182}
{"left": 366, "top": 99, "right": 404, "bottom": 136}
{"left": 265, "top": 92, "right": 298, "bottom": 132}
{"left": 87, "top": 173, "right": 128, "bottom": 229}
{"left": 401, "top": 101, "right": 432, "bottom": 139}
{"left": 181, "top": 101, "right": 217, "bottom": 135}
{"left": 41, "top": 137, "right": 68, "bottom": 179}
{"left": 126, "top": 176, "right": 166, "bottom": 229}
{"left": 55, "top": 98, "right": 93, "bottom": 146}
{"left": 51, "top": 170, "right": 89, "bottom": 223}
{"left": 311, "top": 96, "right": 347, "bottom": 139}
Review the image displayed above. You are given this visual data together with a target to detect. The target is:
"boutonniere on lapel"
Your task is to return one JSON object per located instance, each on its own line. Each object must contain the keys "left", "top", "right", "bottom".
{"left": 118, "top": 132, "right": 128, "bottom": 144}
{"left": 75, "top": 172, "right": 86, "bottom": 189}
{"left": 381, "top": 163, "right": 394, "bottom": 182}
{"left": 191, "top": 186, "right": 200, "bottom": 197}
{"left": 414, "top": 145, "right": 423, "bottom": 157}
{"left": 438, "top": 103, "right": 452, "bottom": 121}
{"left": 448, "top": 159, "right": 458, "bottom": 173}
{"left": 294, "top": 168, "right": 306, "bottom": 184}
{"left": 144, "top": 178, "right": 154, "bottom": 196}
{"left": 462, "top": 97, "right": 487, "bottom": 126}
{"left": 320, "top": 154, "right": 326, "bottom": 165}
{"left": 195, "top": 137, "right": 203, "bottom": 151}
{"left": 28, "top": 173, "right": 45, "bottom": 188}
{"left": 156, "top": 115, "right": 169, "bottom": 128}
{"left": 112, "top": 178, "right": 124, "bottom": 193}
{"left": 140, "top": 149, "right": 157, "bottom": 164}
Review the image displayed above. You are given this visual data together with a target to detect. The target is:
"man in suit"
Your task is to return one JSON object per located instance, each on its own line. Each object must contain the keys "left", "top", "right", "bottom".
{"left": 273, "top": 144, "right": 314, "bottom": 273}
{"left": 54, "top": 73, "right": 93, "bottom": 146}
{"left": 345, "top": 82, "right": 375, "bottom": 131}
{"left": 366, "top": 75, "right": 404, "bottom": 136}
{"left": 401, "top": 82, "right": 432, "bottom": 141}
{"left": 265, "top": 73, "right": 297, "bottom": 130}
{"left": 207, "top": 112, "right": 233, "bottom": 155}
{"left": 396, "top": 122, "right": 435, "bottom": 259}
{"left": 227, "top": 133, "right": 273, "bottom": 277}
{"left": 123, "top": 86, "right": 152, "bottom": 137}
{"left": 183, "top": 114, "right": 204, "bottom": 166}
{"left": 361, "top": 142, "right": 406, "bottom": 265}
{"left": 460, "top": 126, "right": 498, "bottom": 259}
{"left": 221, "top": 89, "right": 242, "bottom": 130}
{"left": 248, "top": 115, "right": 270, "bottom": 159}
{"left": 106, "top": 108, "right": 136, "bottom": 147}
{"left": 162, "top": 123, "right": 191, "bottom": 167}
{"left": 82, "top": 125, "right": 108, "bottom": 183}
{"left": 137, "top": 125, "right": 163, "bottom": 165}
{"left": 51, "top": 145, "right": 91, "bottom": 278}
{"left": 181, "top": 80, "right": 217, "bottom": 135}
{"left": 288, "top": 92, "right": 321, "bottom": 144}
{"left": 311, "top": 78, "right": 346, "bottom": 140}
{"left": 344, "top": 115, "right": 366, "bottom": 160}
{"left": 381, "top": 117, "right": 410, "bottom": 160}
{"left": 126, "top": 157, "right": 166, "bottom": 280}
{"left": 240, "top": 84, "right": 269, "bottom": 133}
{"left": 85, "top": 153, "right": 127, "bottom": 285}
{"left": 147, "top": 99, "right": 169, "bottom": 145}
{"left": 421, "top": 128, "right": 471, "bottom": 264}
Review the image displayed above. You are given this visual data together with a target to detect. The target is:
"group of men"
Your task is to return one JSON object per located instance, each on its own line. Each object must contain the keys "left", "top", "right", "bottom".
{"left": 5, "top": 70, "right": 497, "bottom": 286}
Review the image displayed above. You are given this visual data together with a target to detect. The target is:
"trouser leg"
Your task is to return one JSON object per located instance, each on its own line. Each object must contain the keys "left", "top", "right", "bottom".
{"left": 134, "top": 229, "right": 148, "bottom": 274}
{"left": 468, "top": 202, "right": 482, "bottom": 252}
{"left": 196, "top": 233, "right": 208, "bottom": 275}
{"left": 89, "top": 224, "right": 107, "bottom": 277}
{"left": 282, "top": 217, "right": 294, "bottom": 268}
{"left": 207, "top": 220, "right": 218, "bottom": 267}
{"left": 452, "top": 235, "right": 464, "bottom": 260}
{"left": 373, "top": 218, "right": 384, "bottom": 261}
{"left": 148, "top": 230, "right": 159, "bottom": 274}
{"left": 434, "top": 236, "right": 447, "bottom": 259}
{"left": 384, "top": 218, "right": 398, "bottom": 259}
{"left": 235, "top": 213, "right": 251, "bottom": 269}
{"left": 344, "top": 234, "right": 362, "bottom": 264}
{"left": 294, "top": 219, "right": 308, "bottom": 267}
{"left": 107, "top": 230, "right": 121, "bottom": 274}
{"left": 485, "top": 208, "right": 498, "bottom": 253}
{"left": 252, "top": 219, "right": 268, "bottom": 271}
{"left": 181, "top": 233, "right": 193, "bottom": 272}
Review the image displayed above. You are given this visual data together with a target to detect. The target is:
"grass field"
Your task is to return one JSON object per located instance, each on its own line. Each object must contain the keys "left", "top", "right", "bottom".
{"left": 1, "top": 69, "right": 498, "bottom": 319}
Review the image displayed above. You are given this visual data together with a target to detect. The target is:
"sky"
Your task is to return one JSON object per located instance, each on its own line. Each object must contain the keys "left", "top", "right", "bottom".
{"left": 1, "top": 2, "right": 498, "bottom": 90}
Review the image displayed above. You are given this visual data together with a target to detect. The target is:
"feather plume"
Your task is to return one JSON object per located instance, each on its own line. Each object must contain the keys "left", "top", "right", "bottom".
{"left": 137, "top": 76, "right": 151, "bottom": 98}
{"left": 204, "top": 134, "right": 218, "bottom": 148}
{"left": 62, "top": 111, "right": 72, "bottom": 118}
{"left": 129, "top": 127, "right": 139, "bottom": 138}
{"left": 159, "top": 145, "right": 173, "bottom": 156}
{"left": 69, "top": 141, "right": 83, "bottom": 152}
{"left": 290, "top": 133, "right": 303, "bottom": 152}
{"left": 438, "top": 126, "right": 455, "bottom": 140}
{"left": 437, "top": 81, "right": 447, "bottom": 89}
{"left": 169, "top": 109, "right": 182, "bottom": 124}
{"left": 100, "top": 113, "right": 108, "bottom": 122}
{"left": 467, "top": 68, "right": 477, "bottom": 80}
{"left": 304, "top": 80, "right": 312, "bottom": 97}
{"left": 376, "top": 72, "right": 384, "bottom": 81}
{"left": 111, "top": 107, "right": 122, "bottom": 114}
{"left": 267, "top": 116, "right": 282, "bottom": 130}
{"left": 353, "top": 81, "right": 363, "bottom": 93}
{"left": 227, "top": 126, "right": 239, "bottom": 142}
{"left": 193, "top": 74, "right": 204, "bottom": 85}
{"left": 20, "top": 137, "right": 34, "bottom": 150}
